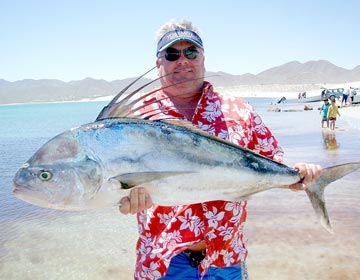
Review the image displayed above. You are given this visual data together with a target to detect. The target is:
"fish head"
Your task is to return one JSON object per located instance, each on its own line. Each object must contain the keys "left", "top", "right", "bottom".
{"left": 13, "top": 132, "right": 103, "bottom": 210}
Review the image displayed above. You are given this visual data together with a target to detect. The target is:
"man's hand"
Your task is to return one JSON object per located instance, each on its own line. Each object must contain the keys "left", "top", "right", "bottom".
{"left": 288, "top": 163, "right": 322, "bottom": 191}
{"left": 119, "top": 187, "right": 153, "bottom": 214}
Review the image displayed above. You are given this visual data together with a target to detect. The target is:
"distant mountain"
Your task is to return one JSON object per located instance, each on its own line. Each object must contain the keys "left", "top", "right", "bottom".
{"left": 206, "top": 60, "right": 359, "bottom": 85}
{"left": 1, "top": 60, "right": 359, "bottom": 104}
{"left": 255, "top": 60, "right": 354, "bottom": 84}
{"left": 0, "top": 77, "right": 155, "bottom": 104}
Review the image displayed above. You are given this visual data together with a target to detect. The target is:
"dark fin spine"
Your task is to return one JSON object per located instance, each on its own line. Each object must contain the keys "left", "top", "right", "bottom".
{"left": 107, "top": 66, "right": 156, "bottom": 106}
{"left": 96, "top": 66, "right": 157, "bottom": 121}
{"left": 96, "top": 72, "right": 209, "bottom": 120}
{"left": 124, "top": 76, "right": 206, "bottom": 118}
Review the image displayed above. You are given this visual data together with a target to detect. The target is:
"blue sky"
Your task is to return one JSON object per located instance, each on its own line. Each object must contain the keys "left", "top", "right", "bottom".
{"left": 1, "top": 0, "right": 359, "bottom": 82}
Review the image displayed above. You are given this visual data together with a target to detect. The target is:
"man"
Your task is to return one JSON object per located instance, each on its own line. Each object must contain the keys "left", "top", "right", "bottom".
{"left": 342, "top": 88, "right": 350, "bottom": 106}
{"left": 120, "top": 19, "right": 322, "bottom": 279}
{"left": 349, "top": 87, "right": 356, "bottom": 105}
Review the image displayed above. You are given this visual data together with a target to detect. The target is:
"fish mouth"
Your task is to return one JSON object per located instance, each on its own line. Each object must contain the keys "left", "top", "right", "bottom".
{"left": 13, "top": 180, "right": 49, "bottom": 200}
{"left": 13, "top": 184, "right": 28, "bottom": 194}
{"left": 13, "top": 185, "right": 54, "bottom": 209}
{"left": 13, "top": 184, "right": 38, "bottom": 201}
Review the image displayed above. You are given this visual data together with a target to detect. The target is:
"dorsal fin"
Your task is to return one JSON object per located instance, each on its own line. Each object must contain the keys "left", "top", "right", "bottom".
{"left": 95, "top": 68, "right": 217, "bottom": 121}
{"left": 96, "top": 66, "right": 160, "bottom": 120}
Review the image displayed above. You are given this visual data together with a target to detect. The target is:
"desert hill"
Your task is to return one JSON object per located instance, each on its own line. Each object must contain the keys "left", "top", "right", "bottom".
{"left": 1, "top": 60, "right": 359, "bottom": 104}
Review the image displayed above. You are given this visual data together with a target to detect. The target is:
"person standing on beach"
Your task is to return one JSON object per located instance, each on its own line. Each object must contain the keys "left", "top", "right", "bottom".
{"left": 342, "top": 88, "right": 350, "bottom": 106}
{"left": 327, "top": 98, "right": 341, "bottom": 130}
{"left": 119, "top": 19, "right": 322, "bottom": 280}
{"left": 320, "top": 98, "right": 330, "bottom": 128}
{"left": 349, "top": 87, "right": 356, "bottom": 105}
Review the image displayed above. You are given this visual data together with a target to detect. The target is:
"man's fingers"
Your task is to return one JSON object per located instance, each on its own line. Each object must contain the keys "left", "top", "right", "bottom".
{"left": 129, "top": 188, "right": 140, "bottom": 214}
{"left": 294, "top": 163, "right": 322, "bottom": 186}
{"left": 119, "top": 187, "right": 152, "bottom": 215}
{"left": 119, "top": 196, "right": 131, "bottom": 214}
{"left": 291, "top": 163, "right": 323, "bottom": 192}
{"left": 135, "top": 188, "right": 147, "bottom": 214}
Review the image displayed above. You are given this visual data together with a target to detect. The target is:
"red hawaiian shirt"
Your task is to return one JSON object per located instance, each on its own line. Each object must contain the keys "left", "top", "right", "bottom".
{"left": 133, "top": 82, "right": 284, "bottom": 279}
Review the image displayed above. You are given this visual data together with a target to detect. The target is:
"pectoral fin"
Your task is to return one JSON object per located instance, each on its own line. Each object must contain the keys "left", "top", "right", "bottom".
{"left": 109, "top": 171, "right": 193, "bottom": 189}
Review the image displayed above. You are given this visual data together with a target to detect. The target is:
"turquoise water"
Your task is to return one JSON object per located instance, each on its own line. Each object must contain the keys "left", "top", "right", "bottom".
{"left": 0, "top": 99, "right": 359, "bottom": 279}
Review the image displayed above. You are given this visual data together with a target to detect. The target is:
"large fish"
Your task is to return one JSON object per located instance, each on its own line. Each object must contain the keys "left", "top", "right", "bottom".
{"left": 13, "top": 70, "right": 360, "bottom": 233}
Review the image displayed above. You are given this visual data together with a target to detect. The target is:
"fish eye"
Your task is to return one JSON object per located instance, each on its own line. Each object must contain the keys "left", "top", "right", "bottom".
{"left": 38, "top": 170, "right": 53, "bottom": 181}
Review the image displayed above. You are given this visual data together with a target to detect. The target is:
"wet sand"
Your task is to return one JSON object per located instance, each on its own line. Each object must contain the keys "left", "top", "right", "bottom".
{"left": 246, "top": 175, "right": 360, "bottom": 280}
{"left": 244, "top": 105, "right": 360, "bottom": 280}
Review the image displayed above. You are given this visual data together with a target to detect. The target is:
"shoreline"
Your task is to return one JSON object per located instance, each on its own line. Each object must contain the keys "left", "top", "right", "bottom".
{"left": 1, "top": 80, "right": 359, "bottom": 106}
{"left": 1, "top": 89, "right": 359, "bottom": 127}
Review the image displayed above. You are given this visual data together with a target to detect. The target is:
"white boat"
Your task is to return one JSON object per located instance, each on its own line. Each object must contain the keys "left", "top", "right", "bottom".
{"left": 277, "top": 94, "right": 322, "bottom": 104}
{"left": 321, "top": 87, "right": 344, "bottom": 99}
{"left": 277, "top": 87, "right": 352, "bottom": 104}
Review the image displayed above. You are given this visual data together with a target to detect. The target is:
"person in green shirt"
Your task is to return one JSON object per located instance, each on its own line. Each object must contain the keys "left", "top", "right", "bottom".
{"left": 320, "top": 98, "right": 330, "bottom": 128}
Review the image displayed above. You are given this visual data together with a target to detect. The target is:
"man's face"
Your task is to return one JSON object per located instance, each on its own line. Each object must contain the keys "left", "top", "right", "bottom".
{"left": 156, "top": 41, "right": 205, "bottom": 97}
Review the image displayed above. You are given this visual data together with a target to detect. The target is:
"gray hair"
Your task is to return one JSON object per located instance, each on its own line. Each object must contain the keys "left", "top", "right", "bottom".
{"left": 156, "top": 19, "right": 202, "bottom": 43}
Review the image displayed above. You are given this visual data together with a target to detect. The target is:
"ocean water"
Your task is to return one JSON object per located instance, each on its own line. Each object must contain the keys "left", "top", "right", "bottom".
{"left": 0, "top": 99, "right": 359, "bottom": 279}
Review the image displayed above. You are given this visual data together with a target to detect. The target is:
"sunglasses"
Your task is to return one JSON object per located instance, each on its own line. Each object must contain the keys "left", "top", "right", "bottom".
{"left": 162, "top": 47, "right": 200, "bottom": 61}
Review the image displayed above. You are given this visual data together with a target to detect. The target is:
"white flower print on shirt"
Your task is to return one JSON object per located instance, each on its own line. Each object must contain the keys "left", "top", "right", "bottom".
{"left": 204, "top": 88, "right": 219, "bottom": 100}
{"left": 200, "top": 250, "right": 220, "bottom": 270}
{"left": 256, "top": 137, "right": 275, "bottom": 153}
{"left": 138, "top": 208, "right": 155, "bottom": 232}
{"left": 178, "top": 208, "right": 205, "bottom": 237}
{"left": 137, "top": 233, "right": 162, "bottom": 262}
{"left": 220, "top": 249, "right": 235, "bottom": 266}
{"left": 201, "top": 100, "right": 222, "bottom": 122}
{"left": 157, "top": 211, "right": 176, "bottom": 230}
{"left": 139, "top": 261, "right": 162, "bottom": 280}
{"left": 204, "top": 206, "right": 225, "bottom": 228}
{"left": 253, "top": 114, "right": 268, "bottom": 136}
{"left": 218, "top": 128, "right": 230, "bottom": 141}
{"left": 137, "top": 242, "right": 153, "bottom": 263}
{"left": 228, "top": 126, "right": 245, "bottom": 146}
{"left": 205, "top": 230, "right": 217, "bottom": 241}
{"left": 158, "top": 230, "right": 182, "bottom": 249}
{"left": 231, "top": 103, "right": 251, "bottom": 122}
{"left": 225, "top": 202, "right": 244, "bottom": 224}
{"left": 231, "top": 236, "right": 247, "bottom": 262}
{"left": 218, "top": 223, "right": 234, "bottom": 241}
{"left": 196, "top": 121, "right": 216, "bottom": 136}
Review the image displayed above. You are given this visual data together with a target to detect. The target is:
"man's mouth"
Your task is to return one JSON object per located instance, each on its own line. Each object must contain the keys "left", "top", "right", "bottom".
{"left": 174, "top": 67, "right": 192, "bottom": 74}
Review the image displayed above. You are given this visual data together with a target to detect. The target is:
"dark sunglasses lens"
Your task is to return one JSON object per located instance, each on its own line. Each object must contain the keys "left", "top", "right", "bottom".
{"left": 165, "top": 48, "right": 180, "bottom": 61}
{"left": 164, "top": 47, "right": 199, "bottom": 61}
{"left": 184, "top": 48, "right": 198, "bottom": 60}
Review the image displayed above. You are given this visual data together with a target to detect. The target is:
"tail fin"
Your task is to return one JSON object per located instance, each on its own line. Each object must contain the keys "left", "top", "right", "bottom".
{"left": 306, "top": 162, "right": 360, "bottom": 233}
